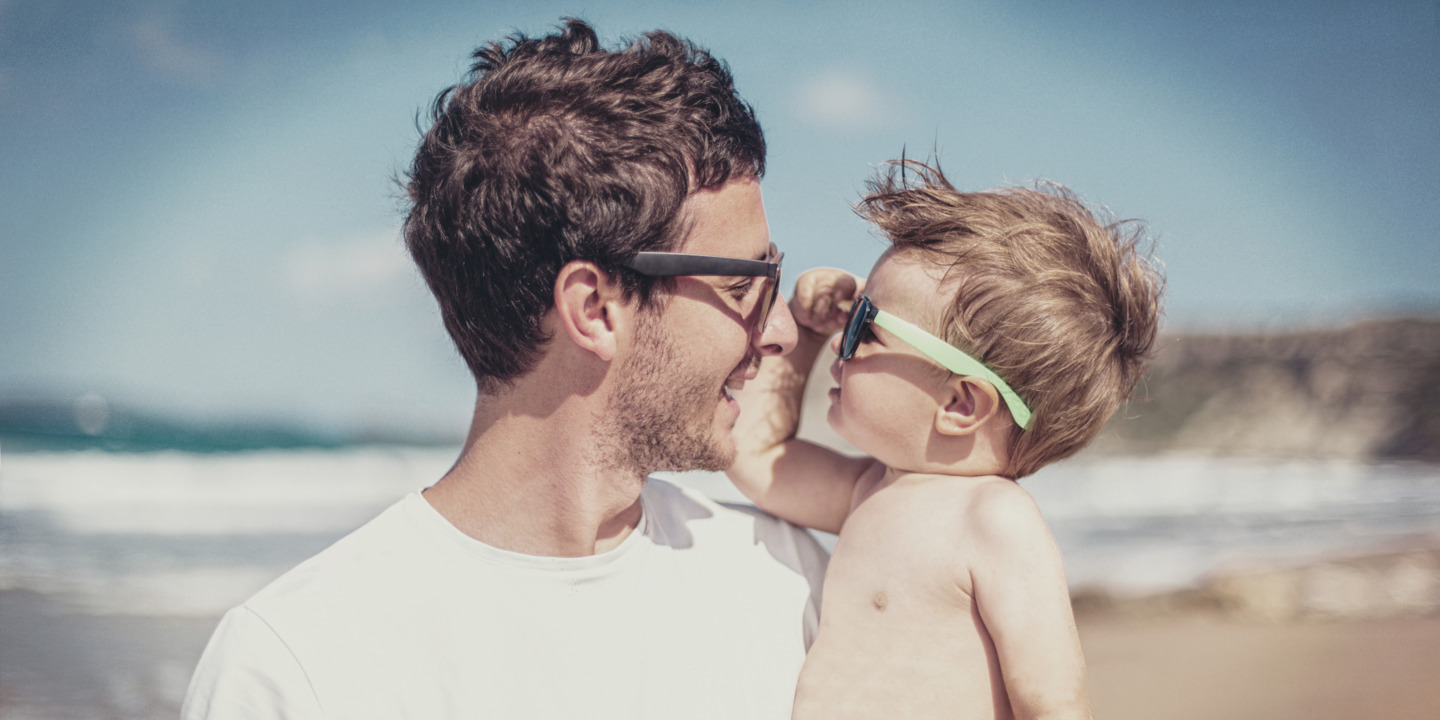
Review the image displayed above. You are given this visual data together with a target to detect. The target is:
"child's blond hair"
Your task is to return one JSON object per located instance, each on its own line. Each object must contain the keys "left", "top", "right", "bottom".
{"left": 857, "top": 160, "right": 1163, "bottom": 477}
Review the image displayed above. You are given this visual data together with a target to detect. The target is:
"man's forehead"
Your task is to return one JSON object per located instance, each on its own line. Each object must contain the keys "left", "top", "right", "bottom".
{"left": 676, "top": 178, "right": 770, "bottom": 259}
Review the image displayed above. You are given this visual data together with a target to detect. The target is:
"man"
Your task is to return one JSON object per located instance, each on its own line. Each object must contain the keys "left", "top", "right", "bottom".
{"left": 182, "top": 18, "right": 828, "bottom": 720}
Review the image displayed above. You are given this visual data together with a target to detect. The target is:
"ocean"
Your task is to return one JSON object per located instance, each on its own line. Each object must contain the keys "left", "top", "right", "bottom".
{"left": 2, "top": 447, "right": 1438, "bottom": 718}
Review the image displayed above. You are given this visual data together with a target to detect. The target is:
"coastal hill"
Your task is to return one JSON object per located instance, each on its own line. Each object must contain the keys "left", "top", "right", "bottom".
{"left": 1091, "top": 316, "right": 1440, "bottom": 461}
{"left": 4, "top": 317, "right": 1438, "bottom": 459}
{"left": 794, "top": 316, "right": 1440, "bottom": 463}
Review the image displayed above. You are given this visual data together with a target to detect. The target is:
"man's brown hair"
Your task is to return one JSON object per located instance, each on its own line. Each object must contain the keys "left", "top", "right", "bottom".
{"left": 858, "top": 160, "right": 1163, "bottom": 478}
{"left": 403, "top": 19, "right": 765, "bottom": 394}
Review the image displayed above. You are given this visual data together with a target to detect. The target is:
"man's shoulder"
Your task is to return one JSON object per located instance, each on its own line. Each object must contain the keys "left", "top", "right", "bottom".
{"left": 241, "top": 494, "right": 423, "bottom": 615}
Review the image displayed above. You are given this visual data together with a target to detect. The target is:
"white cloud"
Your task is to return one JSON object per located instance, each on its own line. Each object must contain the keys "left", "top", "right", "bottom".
{"left": 794, "top": 70, "right": 896, "bottom": 130}
{"left": 126, "top": 14, "right": 218, "bottom": 86}
{"left": 281, "top": 229, "right": 417, "bottom": 307}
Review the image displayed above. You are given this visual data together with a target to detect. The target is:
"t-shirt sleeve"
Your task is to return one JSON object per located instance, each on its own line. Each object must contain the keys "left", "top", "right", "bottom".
{"left": 738, "top": 507, "right": 831, "bottom": 650}
{"left": 786, "top": 524, "right": 829, "bottom": 650}
{"left": 182, "top": 606, "right": 324, "bottom": 720}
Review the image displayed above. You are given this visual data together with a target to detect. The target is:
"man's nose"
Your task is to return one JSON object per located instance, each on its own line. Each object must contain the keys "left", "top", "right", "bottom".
{"left": 754, "top": 291, "right": 798, "bottom": 356}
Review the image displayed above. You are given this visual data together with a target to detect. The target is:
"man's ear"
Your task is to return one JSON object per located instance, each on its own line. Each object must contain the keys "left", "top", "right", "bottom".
{"left": 935, "top": 376, "right": 1002, "bottom": 436}
{"left": 554, "top": 261, "right": 625, "bottom": 362}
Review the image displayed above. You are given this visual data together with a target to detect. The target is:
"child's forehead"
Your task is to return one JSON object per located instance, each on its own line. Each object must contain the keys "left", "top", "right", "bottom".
{"left": 867, "top": 250, "right": 957, "bottom": 325}
{"left": 869, "top": 249, "right": 958, "bottom": 291}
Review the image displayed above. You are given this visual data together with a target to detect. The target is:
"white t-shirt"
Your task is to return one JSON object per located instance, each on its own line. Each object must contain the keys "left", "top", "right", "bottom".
{"left": 183, "top": 478, "right": 828, "bottom": 719}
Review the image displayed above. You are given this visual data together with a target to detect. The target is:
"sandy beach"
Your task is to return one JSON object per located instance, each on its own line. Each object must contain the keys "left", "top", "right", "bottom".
{"left": 4, "top": 585, "right": 1438, "bottom": 719}
{"left": 1074, "top": 542, "right": 1440, "bottom": 719}
{"left": 1081, "top": 612, "right": 1440, "bottom": 720}
{"left": 0, "top": 589, "right": 214, "bottom": 719}
{"left": 3, "top": 448, "right": 1437, "bottom": 717}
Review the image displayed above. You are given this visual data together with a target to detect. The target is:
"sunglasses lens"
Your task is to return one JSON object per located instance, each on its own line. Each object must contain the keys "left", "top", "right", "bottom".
{"left": 752, "top": 263, "right": 781, "bottom": 335}
{"left": 840, "top": 299, "right": 866, "bottom": 359}
{"left": 755, "top": 279, "right": 776, "bottom": 333}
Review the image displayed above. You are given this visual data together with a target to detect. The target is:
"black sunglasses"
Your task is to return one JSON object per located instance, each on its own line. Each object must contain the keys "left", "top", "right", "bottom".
{"left": 838, "top": 295, "right": 1033, "bottom": 429}
{"left": 621, "top": 243, "right": 783, "bottom": 333}
{"left": 837, "top": 295, "right": 880, "bottom": 362}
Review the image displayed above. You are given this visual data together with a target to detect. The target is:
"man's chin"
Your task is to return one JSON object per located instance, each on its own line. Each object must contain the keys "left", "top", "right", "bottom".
{"left": 695, "top": 433, "right": 737, "bottom": 473}
{"left": 703, "top": 444, "right": 737, "bottom": 473}
{"left": 672, "top": 436, "right": 734, "bottom": 474}
{"left": 630, "top": 426, "right": 735, "bottom": 475}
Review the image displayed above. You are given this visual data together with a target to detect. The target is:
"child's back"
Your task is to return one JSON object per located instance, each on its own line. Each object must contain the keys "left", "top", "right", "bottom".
{"left": 728, "top": 161, "right": 1162, "bottom": 719}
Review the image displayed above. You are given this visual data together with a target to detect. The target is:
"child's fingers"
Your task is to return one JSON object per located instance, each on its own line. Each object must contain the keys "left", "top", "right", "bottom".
{"left": 830, "top": 273, "right": 860, "bottom": 309}
{"left": 812, "top": 282, "right": 834, "bottom": 320}
{"left": 824, "top": 273, "right": 861, "bottom": 326}
{"left": 793, "top": 270, "right": 833, "bottom": 312}
{"left": 789, "top": 268, "right": 866, "bottom": 336}
{"left": 790, "top": 270, "right": 836, "bottom": 332}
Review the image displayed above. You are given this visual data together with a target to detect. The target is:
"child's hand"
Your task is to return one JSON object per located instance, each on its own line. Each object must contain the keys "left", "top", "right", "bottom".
{"left": 789, "top": 268, "right": 864, "bottom": 337}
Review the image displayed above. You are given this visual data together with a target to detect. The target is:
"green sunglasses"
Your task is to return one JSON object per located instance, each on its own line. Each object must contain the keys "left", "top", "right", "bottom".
{"left": 622, "top": 243, "right": 782, "bottom": 332}
{"left": 839, "top": 295, "right": 1033, "bottom": 429}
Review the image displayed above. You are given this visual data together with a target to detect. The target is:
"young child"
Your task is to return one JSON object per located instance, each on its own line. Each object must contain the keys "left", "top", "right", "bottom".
{"left": 728, "top": 160, "right": 1162, "bottom": 720}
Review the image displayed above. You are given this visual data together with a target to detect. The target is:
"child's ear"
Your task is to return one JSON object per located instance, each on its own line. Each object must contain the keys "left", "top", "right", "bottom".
{"left": 553, "top": 260, "right": 624, "bottom": 362}
{"left": 935, "top": 376, "right": 1002, "bottom": 436}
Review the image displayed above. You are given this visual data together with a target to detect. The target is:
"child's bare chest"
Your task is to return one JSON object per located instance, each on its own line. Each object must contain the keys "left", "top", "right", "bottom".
{"left": 823, "top": 487, "right": 975, "bottom": 620}
{"left": 797, "top": 485, "right": 1003, "bottom": 719}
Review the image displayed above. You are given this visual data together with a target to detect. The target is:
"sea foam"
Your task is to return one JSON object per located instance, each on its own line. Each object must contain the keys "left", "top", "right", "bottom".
{"left": 2, "top": 448, "right": 1437, "bottom": 614}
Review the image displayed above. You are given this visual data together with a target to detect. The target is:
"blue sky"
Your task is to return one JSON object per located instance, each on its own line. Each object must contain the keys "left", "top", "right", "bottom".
{"left": 2, "top": 0, "right": 1437, "bottom": 432}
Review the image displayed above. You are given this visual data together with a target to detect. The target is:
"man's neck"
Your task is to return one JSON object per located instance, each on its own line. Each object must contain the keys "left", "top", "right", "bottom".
{"left": 423, "top": 379, "right": 648, "bottom": 558}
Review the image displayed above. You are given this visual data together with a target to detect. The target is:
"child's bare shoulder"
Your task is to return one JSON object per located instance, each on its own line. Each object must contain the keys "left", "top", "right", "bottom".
{"left": 947, "top": 476, "right": 1062, "bottom": 580}
{"left": 925, "top": 474, "right": 1053, "bottom": 549}
{"left": 866, "top": 473, "right": 1057, "bottom": 591}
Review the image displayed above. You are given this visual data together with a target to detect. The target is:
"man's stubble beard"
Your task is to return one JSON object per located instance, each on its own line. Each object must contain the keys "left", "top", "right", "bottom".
{"left": 598, "top": 310, "right": 743, "bottom": 476}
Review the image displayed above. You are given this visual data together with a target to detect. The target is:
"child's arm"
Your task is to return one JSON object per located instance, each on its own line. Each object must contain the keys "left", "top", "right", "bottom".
{"left": 969, "top": 480, "right": 1093, "bottom": 720}
{"left": 727, "top": 268, "right": 881, "bottom": 534}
